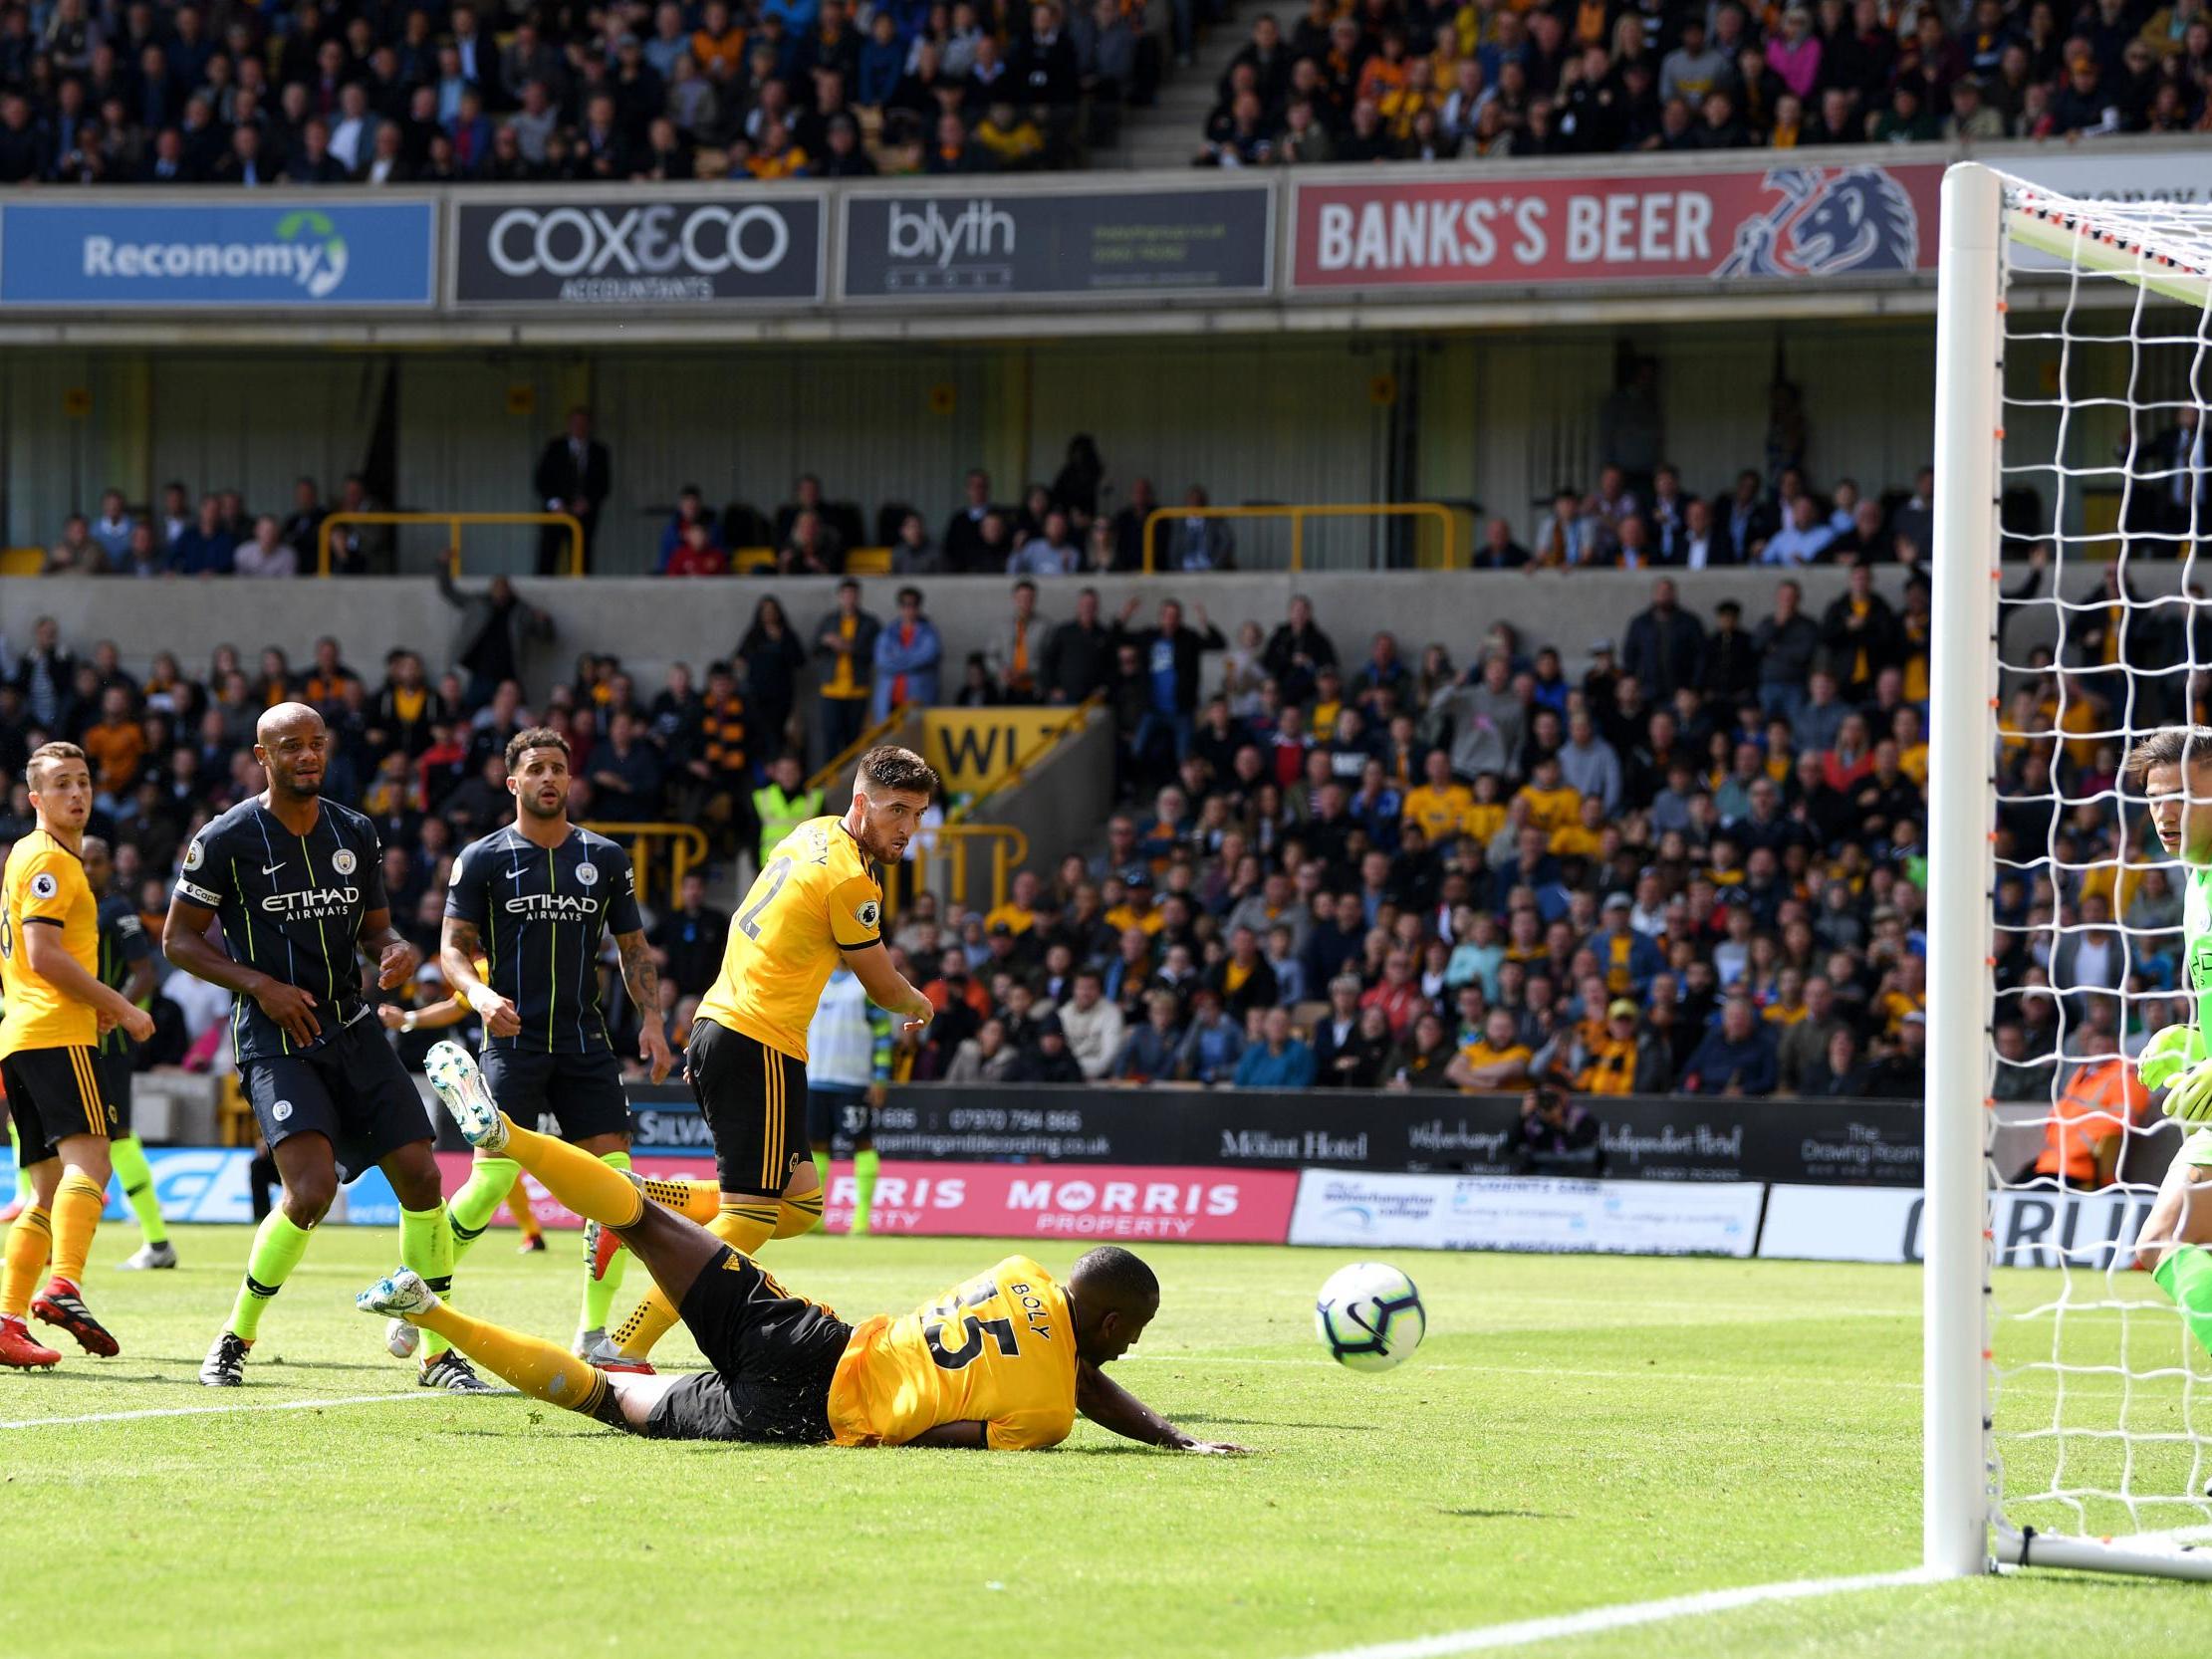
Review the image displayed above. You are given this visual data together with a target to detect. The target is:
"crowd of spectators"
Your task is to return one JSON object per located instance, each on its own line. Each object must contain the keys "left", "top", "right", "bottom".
{"left": 0, "top": 0, "right": 1162, "bottom": 188}
{"left": 0, "top": 584, "right": 825, "bottom": 1078}
{"left": 892, "top": 472, "right": 1955, "bottom": 1096}
{"left": 1195, "top": 0, "right": 2212, "bottom": 165}
{"left": 16, "top": 427, "right": 2183, "bottom": 1109}
{"left": 35, "top": 473, "right": 400, "bottom": 577}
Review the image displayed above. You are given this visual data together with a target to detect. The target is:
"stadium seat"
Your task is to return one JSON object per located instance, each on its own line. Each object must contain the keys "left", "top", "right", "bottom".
{"left": 732, "top": 547, "right": 777, "bottom": 574}
{"left": 0, "top": 547, "right": 46, "bottom": 576}
{"left": 721, "top": 502, "right": 772, "bottom": 549}
{"left": 845, "top": 547, "right": 892, "bottom": 576}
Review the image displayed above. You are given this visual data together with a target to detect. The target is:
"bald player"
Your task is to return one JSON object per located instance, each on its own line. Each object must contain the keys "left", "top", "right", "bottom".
{"left": 163, "top": 703, "right": 487, "bottom": 1391}
{"left": 363, "top": 1051, "right": 1247, "bottom": 1454}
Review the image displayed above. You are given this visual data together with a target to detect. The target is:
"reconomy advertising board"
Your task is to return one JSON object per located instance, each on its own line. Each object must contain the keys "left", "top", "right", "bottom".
{"left": 0, "top": 200, "right": 435, "bottom": 307}
{"left": 1289, "top": 1169, "right": 1763, "bottom": 1257}
{"left": 452, "top": 192, "right": 826, "bottom": 307}
{"left": 842, "top": 183, "right": 1271, "bottom": 302}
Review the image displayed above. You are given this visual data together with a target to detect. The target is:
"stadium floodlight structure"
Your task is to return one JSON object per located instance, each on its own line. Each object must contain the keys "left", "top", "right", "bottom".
{"left": 1928, "top": 161, "right": 2212, "bottom": 1581}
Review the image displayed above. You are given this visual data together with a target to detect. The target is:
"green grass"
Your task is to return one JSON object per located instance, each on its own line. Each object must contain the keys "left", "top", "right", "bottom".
{"left": 7, "top": 1226, "right": 2212, "bottom": 1659}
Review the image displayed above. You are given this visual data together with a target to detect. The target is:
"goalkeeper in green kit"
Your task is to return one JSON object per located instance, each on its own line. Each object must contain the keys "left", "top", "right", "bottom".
{"left": 2127, "top": 728, "right": 2212, "bottom": 1351}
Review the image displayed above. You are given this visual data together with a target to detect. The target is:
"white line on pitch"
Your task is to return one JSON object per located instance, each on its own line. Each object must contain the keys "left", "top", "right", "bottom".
{"left": 1290, "top": 1566, "right": 1940, "bottom": 1659}
{"left": 0, "top": 1388, "right": 512, "bottom": 1431}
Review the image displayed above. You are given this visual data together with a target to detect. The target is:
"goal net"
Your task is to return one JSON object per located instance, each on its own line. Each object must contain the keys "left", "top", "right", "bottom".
{"left": 1928, "top": 163, "right": 2212, "bottom": 1580}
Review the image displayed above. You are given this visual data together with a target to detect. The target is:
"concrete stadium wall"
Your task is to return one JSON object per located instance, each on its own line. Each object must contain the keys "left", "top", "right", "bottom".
{"left": 0, "top": 321, "right": 1949, "bottom": 571}
{"left": 3, "top": 566, "right": 1936, "bottom": 702}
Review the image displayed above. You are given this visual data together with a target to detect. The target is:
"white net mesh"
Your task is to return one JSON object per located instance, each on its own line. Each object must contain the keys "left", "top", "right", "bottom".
{"left": 1986, "top": 174, "right": 2212, "bottom": 1546}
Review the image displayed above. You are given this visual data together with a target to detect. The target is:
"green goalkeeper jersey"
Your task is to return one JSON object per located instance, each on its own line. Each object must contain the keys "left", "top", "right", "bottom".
{"left": 2188, "top": 865, "right": 2212, "bottom": 1029}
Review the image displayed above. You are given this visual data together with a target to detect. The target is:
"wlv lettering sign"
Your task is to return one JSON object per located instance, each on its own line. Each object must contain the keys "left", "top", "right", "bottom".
{"left": 921, "top": 709, "right": 1090, "bottom": 795}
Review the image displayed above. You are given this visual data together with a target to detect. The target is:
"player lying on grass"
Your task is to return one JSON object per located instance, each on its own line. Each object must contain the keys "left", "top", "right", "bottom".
{"left": 360, "top": 1044, "right": 1247, "bottom": 1453}
{"left": 2128, "top": 727, "right": 2212, "bottom": 1351}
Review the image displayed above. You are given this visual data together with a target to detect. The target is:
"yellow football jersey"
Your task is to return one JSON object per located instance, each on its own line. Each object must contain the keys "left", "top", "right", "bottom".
{"left": 828, "top": 1255, "right": 1079, "bottom": 1451}
{"left": 696, "top": 815, "right": 883, "bottom": 1062}
{"left": 0, "top": 831, "right": 99, "bottom": 1058}
{"left": 1401, "top": 783, "right": 1474, "bottom": 843}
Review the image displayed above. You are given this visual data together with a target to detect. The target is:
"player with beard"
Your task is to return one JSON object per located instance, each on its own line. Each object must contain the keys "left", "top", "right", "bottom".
{"left": 437, "top": 727, "right": 674, "bottom": 1366}
{"left": 603, "top": 745, "right": 938, "bottom": 1368}
{"left": 164, "top": 703, "right": 486, "bottom": 1391}
{"left": 83, "top": 835, "right": 175, "bottom": 1271}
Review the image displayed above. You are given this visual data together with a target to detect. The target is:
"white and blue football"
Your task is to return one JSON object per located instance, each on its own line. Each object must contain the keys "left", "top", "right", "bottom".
{"left": 1315, "top": 1262, "right": 1426, "bottom": 1373}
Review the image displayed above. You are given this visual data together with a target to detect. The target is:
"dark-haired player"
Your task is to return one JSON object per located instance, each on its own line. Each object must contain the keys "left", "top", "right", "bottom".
{"left": 604, "top": 744, "right": 939, "bottom": 1368}
{"left": 0, "top": 743, "right": 156, "bottom": 1368}
{"left": 2125, "top": 729, "right": 2212, "bottom": 1353}
{"left": 363, "top": 1063, "right": 1246, "bottom": 1453}
{"left": 82, "top": 835, "right": 174, "bottom": 1271}
{"left": 164, "top": 702, "right": 486, "bottom": 1391}
{"left": 439, "top": 726, "right": 672, "bottom": 1364}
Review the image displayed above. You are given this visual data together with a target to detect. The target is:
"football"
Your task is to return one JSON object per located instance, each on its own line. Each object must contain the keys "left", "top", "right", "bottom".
{"left": 1315, "top": 1262, "right": 1426, "bottom": 1373}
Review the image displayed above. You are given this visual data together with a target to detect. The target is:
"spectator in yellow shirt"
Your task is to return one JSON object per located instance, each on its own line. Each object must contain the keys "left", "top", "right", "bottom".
{"left": 1308, "top": 666, "right": 1345, "bottom": 742}
{"left": 1447, "top": 1008, "right": 1535, "bottom": 1092}
{"left": 1875, "top": 954, "right": 1927, "bottom": 1038}
{"left": 1378, "top": 57, "right": 1444, "bottom": 138}
{"left": 1515, "top": 754, "right": 1582, "bottom": 837}
{"left": 1891, "top": 705, "right": 1929, "bottom": 786}
{"left": 1549, "top": 795, "right": 1607, "bottom": 859}
{"left": 1464, "top": 771, "right": 1508, "bottom": 848}
{"left": 1401, "top": 749, "right": 1475, "bottom": 843}
{"left": 746, "top": 117, "right": 810, "bottom": 178}
{"left": 690, "top": 0, "right": 748, "bottom": 75}
{"left": 974, "top": 102, "right": 1046, "bottom": 168}
{"left": 1574, "top": 1000, "right": 1644, "bottom": 1095}
{"left": 984, "top": 868, "right": 1043, "bottom": 935}
{"left": 1103, "top": 876, "right": 1161, "bottom": 937}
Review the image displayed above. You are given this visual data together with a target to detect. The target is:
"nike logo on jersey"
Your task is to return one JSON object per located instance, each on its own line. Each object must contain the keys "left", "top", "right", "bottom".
{"left": 261, "top": 862, "right": 285, "bottom": 876}
{"left": 506, "top": 867, "right": 529, "bottom": 882}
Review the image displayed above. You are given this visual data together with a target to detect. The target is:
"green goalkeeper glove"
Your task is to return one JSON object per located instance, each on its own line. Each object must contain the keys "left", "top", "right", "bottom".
{"left": 2140, "top": 1024, "right": 2209, "bottom": 1092}
{"left": 2164, "top": 1057, "right": 2212, "bottom": 1124}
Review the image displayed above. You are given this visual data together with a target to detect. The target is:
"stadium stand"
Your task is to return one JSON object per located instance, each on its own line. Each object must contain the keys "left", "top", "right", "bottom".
{"left": 3, "top": 446, "right": 2024, "bottom": 1110}
{"left": 1192, "top": 0, "right": 2212, "bottom": 163}
{"left": 0, "top": 0, "right": 1168, "bottom": 184}
{"left": 0, "top": 0, "right": 2186, "bottom": 187}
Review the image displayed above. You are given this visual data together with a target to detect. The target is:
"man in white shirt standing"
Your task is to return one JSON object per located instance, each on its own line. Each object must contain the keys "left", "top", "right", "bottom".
{"left": 1055, "top": 967, "right": 1126, "bottom": 1080}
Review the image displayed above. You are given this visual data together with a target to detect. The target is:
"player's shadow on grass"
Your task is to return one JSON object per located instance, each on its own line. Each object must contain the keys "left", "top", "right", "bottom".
{"left": 1170, "top": 1413, "right": 1378, "bottom": 1433}
{"left": 1436, "top": 1508, "right": 1574, "bottom": 1521}
{"left": 122, "top": 1356, "right": 401, "bottom": 1381}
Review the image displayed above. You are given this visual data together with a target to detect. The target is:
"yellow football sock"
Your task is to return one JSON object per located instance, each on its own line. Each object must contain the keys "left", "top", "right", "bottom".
{"left": 640, "top": 1176, "right": 721, "bottom": 1223}
{"left": 611, "top": 1199, "right": 776, "bottom": 1359}
{"left": 507, "top": 1175, "right": 543, "bottom": 1243}
{"left": 50, "top": 1171, "right": 105, "bottom": 1287}
{"left": 497, "top": 1118, "right": 644, "bottom": 1229}
{"left": 410, "top": 1299, "right": 611, "bottom": 1418}
{"left": 775, "top": 1190, "right": 824, "bottom": 1239}
{"left": 1, "top": 1207, "right": 52, "bottom": 1317}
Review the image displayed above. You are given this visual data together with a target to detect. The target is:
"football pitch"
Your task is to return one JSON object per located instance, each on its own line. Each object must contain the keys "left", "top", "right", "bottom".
{"left": 8, "top": 1226, "right": 2208, "bottom": 1659}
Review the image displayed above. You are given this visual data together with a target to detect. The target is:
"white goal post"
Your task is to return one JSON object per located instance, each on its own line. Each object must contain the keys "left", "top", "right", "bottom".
{"left": 1928, "top": 161, "right": 2212, "bottom": 1581}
